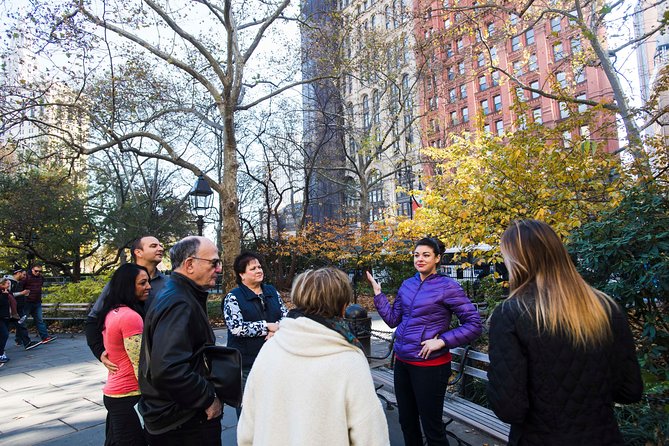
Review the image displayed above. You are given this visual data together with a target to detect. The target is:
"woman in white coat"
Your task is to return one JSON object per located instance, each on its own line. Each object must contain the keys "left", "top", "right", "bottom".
{"left": 237, "top": 267, "right": 390, "bottom": 446}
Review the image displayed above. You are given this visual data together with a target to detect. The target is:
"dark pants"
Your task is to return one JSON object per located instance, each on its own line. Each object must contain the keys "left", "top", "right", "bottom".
{"left": 11, "top": 298, "right": 30, "bottom": 347}
{"left": 0, "top": 319, "right": 9, "bottom": 356}
{"left": 145, "top": 413, "right": 222, "bottom": 446}
{"left": 394, "top": 359, "right": 452, "bottom": 446}
{"left": 103, "top": 394, "right": 146, "bottom": 446}
{"left": 235, "top": 365, "right": 252, "bottom": 418}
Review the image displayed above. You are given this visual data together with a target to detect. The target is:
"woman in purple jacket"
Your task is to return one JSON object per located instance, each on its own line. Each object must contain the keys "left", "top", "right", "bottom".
{"left": 367, "top": 237, "right": 482, "bottom": 446}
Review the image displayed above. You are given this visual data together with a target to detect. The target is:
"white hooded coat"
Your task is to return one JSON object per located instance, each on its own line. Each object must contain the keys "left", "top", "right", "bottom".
{"left": 237, "top": 316, "right": 390, "bottom": 446}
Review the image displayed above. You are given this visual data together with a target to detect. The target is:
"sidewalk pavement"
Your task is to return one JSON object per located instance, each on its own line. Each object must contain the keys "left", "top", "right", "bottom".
{"left": 0, "top": 315, "right": 503, "bottom": 446}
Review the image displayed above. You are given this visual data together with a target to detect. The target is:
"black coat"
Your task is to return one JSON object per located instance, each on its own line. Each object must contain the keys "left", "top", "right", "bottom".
{"left": 487, "top": 297, "right": 643, "bottom": 446}
{"left": 138, "top": 272, "right": 217, "bottom": 435}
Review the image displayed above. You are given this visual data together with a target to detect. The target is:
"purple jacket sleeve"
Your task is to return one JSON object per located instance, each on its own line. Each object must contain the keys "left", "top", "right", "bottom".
{"left": 374, "top": 292, "right": 403, "bottom": 328}
{"left": 439, "top": 282, "right": 483, "bottom": 348}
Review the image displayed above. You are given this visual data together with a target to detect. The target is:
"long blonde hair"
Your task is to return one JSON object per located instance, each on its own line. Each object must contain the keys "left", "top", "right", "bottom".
{"left": 500, "top": 219, "right": 614, "bottom": 348}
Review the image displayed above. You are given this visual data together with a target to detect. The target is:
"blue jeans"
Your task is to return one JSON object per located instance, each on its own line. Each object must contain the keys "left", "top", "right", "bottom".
{"left": 24, "top": 301, "right": 49, "bottom": 340}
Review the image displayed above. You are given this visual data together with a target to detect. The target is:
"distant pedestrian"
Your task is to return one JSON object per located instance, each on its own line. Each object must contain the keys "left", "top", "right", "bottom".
{"left": 487, "top": 220, "right": 643, "bottom": 445}
{"left": 223, "top": 251, "right": 287, "bottom": 416}
{"left": 6, "top": 270, "right": 38, "bottom": 350}
{"left": 138, "top": 236, "right": 223, "bottom": 446}
{"left": 237, "top": 267, "right": 390, "bottom": 446}
{"left": 0, "top": 277, "right": 14, "bottom": 362}
{"left": 368, "top": 237, "right": 482, "bottom": 446}
{"left": 21, "top": 264, "right": 56, "bottom": 345}
{"left": 98, "top": 263, "right": 151, "bottom": 446}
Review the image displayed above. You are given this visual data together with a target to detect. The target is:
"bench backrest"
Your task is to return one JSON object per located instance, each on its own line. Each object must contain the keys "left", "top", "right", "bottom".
{"left": 450, "top": 346, "right": 490, "bottom": 382}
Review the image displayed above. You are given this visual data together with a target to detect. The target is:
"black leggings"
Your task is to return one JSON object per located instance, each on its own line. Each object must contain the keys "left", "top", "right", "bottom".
{"left": 394, "top": 359, "right": 452, "bottom": 446}
{"left": 103, "top": 394, "right": 146, "bottom": 445}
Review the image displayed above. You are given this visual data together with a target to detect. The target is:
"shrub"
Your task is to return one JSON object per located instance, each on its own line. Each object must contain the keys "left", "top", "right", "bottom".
{"left": 43, "top": 273, "right": 110, "bottom": 303}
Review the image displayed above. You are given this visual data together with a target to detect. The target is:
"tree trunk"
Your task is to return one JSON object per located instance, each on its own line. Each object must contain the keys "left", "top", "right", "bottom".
{"left": 220, "top": 104, "right": 241, "bottom": 291}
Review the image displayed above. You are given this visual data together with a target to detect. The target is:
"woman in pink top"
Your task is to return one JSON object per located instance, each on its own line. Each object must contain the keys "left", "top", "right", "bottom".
{"left": 98, "top": 263, "right": 151, "bottom": 445}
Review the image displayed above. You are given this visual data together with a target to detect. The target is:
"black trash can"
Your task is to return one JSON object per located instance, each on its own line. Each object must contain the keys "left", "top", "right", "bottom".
{"left": 344, "top": 304, "right": 371, "bottom": 357}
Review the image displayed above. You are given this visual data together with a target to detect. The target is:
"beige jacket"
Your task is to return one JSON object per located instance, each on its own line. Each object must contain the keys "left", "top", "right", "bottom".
{"left": 237, "top": 316, "right": 390, "bottom": 446}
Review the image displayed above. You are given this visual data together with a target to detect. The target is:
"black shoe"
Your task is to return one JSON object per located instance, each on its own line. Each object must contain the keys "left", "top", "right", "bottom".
{"left": 25, "top": 341, "right": 40, "bottom": 351}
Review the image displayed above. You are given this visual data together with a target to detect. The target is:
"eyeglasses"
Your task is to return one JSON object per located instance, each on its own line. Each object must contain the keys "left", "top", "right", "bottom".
{"left": 33, "top": 270, "right": 42, "bottom": 274}
{"left": 191, "top": 257, "right": 222, "bottom": 268}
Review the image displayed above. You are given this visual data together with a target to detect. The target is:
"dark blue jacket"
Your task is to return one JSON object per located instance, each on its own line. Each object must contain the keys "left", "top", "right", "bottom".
{"left": 225, "top": 283, "right": 283, "bottom": 368}
{"left": 375, "top": 273, "right": 482, "bottom": 362}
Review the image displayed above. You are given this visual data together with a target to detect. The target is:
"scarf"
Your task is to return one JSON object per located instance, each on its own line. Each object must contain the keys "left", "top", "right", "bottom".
{"left": 287, "top": 308, "right": 364, "bottom": 350}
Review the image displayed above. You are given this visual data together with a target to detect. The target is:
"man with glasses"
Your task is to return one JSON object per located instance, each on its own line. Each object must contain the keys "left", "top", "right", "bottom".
{"left": 139, "top": 236, "right": 223, "bottom": 445}
{"left": 21, "top": 264, "right": 56, "bottom": 345}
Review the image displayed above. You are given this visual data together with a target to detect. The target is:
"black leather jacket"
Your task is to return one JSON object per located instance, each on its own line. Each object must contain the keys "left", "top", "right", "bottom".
{"left": 138, "top": 272, "right": 217, "bottom": 435}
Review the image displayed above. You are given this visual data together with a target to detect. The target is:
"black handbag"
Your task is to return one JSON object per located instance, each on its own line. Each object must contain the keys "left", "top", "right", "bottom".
{"left": 199, "top": 344, "right": 243, "bottom": 408}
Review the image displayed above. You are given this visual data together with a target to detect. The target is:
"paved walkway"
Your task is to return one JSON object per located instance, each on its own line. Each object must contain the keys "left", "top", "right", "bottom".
{"left": 0, "top": 317, "right": 503, "bottom": 446}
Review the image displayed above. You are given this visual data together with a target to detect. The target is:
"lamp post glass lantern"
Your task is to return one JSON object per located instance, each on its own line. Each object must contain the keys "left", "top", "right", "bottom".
{"left": 189, "top": 175, "right": 214, "bottom": 236}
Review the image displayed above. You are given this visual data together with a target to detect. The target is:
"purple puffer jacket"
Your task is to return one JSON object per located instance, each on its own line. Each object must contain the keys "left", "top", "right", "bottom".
{"left": 374, "top": 273, "right": 482, "bottom": 362}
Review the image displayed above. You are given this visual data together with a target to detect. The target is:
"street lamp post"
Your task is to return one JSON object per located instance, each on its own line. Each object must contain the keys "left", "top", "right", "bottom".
{"left": 189, "top": 175, "right": 214, "bottom": 236}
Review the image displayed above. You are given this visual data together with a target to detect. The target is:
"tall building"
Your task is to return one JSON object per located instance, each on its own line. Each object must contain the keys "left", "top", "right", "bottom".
{"left": 301, "top": 0, "right": 423, "bottom": 225}
{"left": 415, "top": 0, "right": 619, "bottom": 154}
{"left": 634, "top": 0, "right": 669, "bottom": 140}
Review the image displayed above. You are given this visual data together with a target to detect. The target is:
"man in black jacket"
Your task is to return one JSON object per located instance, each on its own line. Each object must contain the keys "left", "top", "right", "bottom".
{"left": 138, "top": 236, "right": 223, "bottom": 445}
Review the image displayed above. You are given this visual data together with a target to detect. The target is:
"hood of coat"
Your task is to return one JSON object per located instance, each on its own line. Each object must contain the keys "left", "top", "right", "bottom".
{"left": 272, "top": 317, "right": 362, "bottom": 358}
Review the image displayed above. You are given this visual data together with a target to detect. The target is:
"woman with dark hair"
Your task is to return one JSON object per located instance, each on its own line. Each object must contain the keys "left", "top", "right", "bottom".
{"left": 223, "top": 252, "right": 288, "bottom": 413}
{"left": 487, "top": 220, "right": 642, "bottom": 445}
{"left": 367, "top": 237, "right": 482, "bottom": 446}
{"left": 238, "top": 268, "right": 389, "bottom": 445}
{"left": 98, "top": 263, "right": 151, "bottom": 446}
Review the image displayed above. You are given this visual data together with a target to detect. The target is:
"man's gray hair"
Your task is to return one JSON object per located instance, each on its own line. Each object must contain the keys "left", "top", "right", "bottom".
{"left": 170, "top": 237, "right": 201, "bottom": 269}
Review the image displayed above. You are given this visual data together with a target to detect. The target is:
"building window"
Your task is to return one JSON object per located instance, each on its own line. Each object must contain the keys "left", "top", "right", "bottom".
{"left": 510, "top": 13, "right": 518, "bottom": 25}
{"left": 533, "top": 107, "right": 542, "bottom": 123}
{"left": 445, "top": 43, "right": 454, "bottom": 59}
{"left": 530, "top": 80, "right": 540, "bottom": 98}
{"left": 385, "top": 6, "right": 391, "bottom": 29}
{"left": 492, "top": 70, "right": 500, "bottom": 86}
{"left": 450, "top": 110, "right": 458, "bottom": 125}
{"left": 460, "top": 84, "right": 467, "bottom": 98}
{"left": 479, "top": 75, "right": 488, "bottom": 91}
{"left": 484, "top": 123, "right": 491, "bottom": 133}
{"left": 551, "top": 16, "right": 561, "bottom": 32}
{"left": 458, "top": 61, "right": 466, "bottom": 75}
{"left": 444, "top": 17, "right": 451, "bottom": 29}
{"left": 373, "top": 89, "right": 381, "bottom": 125}
{"left": 571, "top": 38, "right": 582, "bottom": 54}
{"left": 477, "top": 52, "right": 486, "bottom": 67}
{"left": 557, "top": 71, "right": 567, "bottom": 88}
{"left": 487, "top": 22, "right": 495, "bottom": 36}
{"left": 563, "top": 130, "right": 572, "bottom": 147}
{"left": 511, "top": 35, "right": 521, "bottom": 51}
{"left": 493, "top": 94, "right": 502, "bottom": 111}
{"left": 362, "top": 95, "right": 370, "bottom": 129}
{"left": 525, "top": 28, "right": 535, "bottom": 45}
{"left": 490, "top": 46, "right": 498, "bottom": 63}
{"left": 529, "top": 53, "right": 538, "bottom": 71}
{"left": 559, "top": 102, "right": 569, "bottom": 119}
{"left": 462, "top": 107, "right": 469, "bottom": 122}
{"left": 553, "top": 42, "right": 564, "bottom": 61}
{"left": 516, "top": 87, "right": 526, "bottom": 102}
{"left": 577, "top": 93, "right": 587, "bottom": 113}
{"left": 513, "top": 60, "right": 524, "bottom": 77}
{"left": 456, "top": 38, "right": 464, "bottom": 52}
{"left": 495, "top": 120, "right": 504, "bottom": 135}
{"left": 481, "top": 99, "right": 490, "bottom": 115}
{"left": 575, "top": 66, "right": 586, "bottom": 83}
{"left": 449, "top": 88, "right": 457, "bottom": 103}
{"left": 580, "top": 125, "right": 590, "bottom": 138}
{"left": 447, "top": 66, "right": 455, "bottom": 80}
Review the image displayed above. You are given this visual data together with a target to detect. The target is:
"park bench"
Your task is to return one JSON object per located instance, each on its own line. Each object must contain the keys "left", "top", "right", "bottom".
{"left": 41, "top": 302, "right": 92, "bottom": 322}
{"left": 371, "top": 346, "right": 510, "bottom": 445}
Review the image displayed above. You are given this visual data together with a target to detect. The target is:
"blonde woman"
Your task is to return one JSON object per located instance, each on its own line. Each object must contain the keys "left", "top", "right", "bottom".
{"left": 487, "top": 220, "right": 643, "bottom": 446}
{"left": 238, "top": 268, "right": 390, "bottom": 446}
